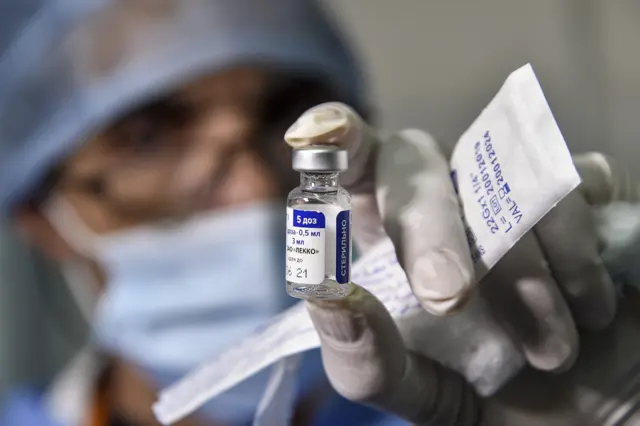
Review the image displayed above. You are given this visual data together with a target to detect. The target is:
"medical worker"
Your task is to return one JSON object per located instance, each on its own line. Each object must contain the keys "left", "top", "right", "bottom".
{"left": 0, "top": 0, "right": 385, "bottom": 425}
{"left": 0, "top": 1, "right": 637, "bottom": 426}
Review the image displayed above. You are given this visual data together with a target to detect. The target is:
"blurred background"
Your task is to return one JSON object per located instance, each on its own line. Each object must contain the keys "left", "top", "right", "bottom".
{"left": 325, "top": 0, "right": 640, "bottom": 158}
{"left": 1, "top": 0, "right": 639, "bottom": 402}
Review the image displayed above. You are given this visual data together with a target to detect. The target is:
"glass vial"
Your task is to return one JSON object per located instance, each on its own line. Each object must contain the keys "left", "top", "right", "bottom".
{"left": 286, "top": 146, "right": 352, "bottom": 300}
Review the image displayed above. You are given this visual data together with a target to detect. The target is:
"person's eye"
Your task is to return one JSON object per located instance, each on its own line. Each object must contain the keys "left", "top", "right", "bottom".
{"left": 112, "top": 100, "right": 191, "bottom": 154}
{"left": 124, "top": 117, "right": 165, "bottom": 153}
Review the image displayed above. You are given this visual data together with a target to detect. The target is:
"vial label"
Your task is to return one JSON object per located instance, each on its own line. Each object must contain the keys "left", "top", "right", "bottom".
{"left": 286, "top": 205, "right": 352, "bottom": 286}
{"left": 286, "top": 208, "right": 326, "bottom": 285}
{"left": 335, "top": 210, "right": 351, "bottom": 284}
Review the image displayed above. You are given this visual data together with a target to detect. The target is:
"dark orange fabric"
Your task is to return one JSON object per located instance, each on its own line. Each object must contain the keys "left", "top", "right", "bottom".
{"left": 87, "top": 378, "right": 110, "bottom": 426}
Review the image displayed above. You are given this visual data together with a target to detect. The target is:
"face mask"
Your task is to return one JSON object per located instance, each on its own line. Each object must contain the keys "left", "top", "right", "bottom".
{"left": 46, "top": 198, "right": 294, "bottom": 423}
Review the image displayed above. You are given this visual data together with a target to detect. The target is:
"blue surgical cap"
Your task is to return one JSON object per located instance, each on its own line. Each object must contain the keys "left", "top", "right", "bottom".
{"left": 0, "top": 0, "right": 366, "bottom": 213}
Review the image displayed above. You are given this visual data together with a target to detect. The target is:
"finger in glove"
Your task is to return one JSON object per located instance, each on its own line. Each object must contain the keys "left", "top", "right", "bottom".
{"left": 480, "top": 232, "right": 579, "bottom": 372}
{"left": 375, "top": 130, "right": 475, "bottom": 315}
{"left": 534, "top": 191, "right": 617, "bottom": 331}
{"left": 306, "top": 284, "right": 482, "bottom": 426}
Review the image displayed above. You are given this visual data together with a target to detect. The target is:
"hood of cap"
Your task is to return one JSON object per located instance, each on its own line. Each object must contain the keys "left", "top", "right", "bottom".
{"left": 0, "top": 0, "right": 367, "bottom": 213}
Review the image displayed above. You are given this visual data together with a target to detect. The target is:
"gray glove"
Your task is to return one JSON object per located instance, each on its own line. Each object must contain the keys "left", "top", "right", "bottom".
{"left": 285, "top": 103, "right": 630, "bottom": 425}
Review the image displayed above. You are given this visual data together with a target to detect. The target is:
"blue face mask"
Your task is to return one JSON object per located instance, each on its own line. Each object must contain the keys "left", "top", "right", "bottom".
{"left": 47, "top": 199, "right": 295, "bottom": 424}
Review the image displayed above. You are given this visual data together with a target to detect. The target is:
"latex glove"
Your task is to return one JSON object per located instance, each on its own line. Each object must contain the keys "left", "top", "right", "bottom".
{"left": 284, "top": 102, "right": 632, "bottom": 425}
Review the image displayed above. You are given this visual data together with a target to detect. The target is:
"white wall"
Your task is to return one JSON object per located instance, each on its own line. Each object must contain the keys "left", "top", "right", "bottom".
{"left": 324, "top": 0, "right": 640, "bottom": 162}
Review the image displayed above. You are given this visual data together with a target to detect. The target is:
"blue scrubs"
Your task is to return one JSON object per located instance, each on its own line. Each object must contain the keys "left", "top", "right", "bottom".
{"left": 0, "top": 354, "right": 409, "bottom": 426}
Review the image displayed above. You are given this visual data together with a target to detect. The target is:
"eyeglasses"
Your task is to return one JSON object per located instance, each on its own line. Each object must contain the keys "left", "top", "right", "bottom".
{"left": 37, "top": 75, "right": 341, "bottom": 222}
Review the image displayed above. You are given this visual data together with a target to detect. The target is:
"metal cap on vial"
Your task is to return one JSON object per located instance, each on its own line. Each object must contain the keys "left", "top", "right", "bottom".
{"left": 292, "top": 146, "right": 348, "bottom": 172}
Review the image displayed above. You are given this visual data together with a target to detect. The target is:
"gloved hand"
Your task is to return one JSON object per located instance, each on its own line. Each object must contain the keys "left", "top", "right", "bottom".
{"left": 284, "top": 102, "right": 636, "bottom": 425}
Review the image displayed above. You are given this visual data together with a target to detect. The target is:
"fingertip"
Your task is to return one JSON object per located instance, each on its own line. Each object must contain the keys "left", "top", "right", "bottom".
{"left": 526, "top": 328, "right": 579, "bottom": 373}
{"left": 417, "top": 290, "right": 473, "bottom": 316}
{"left": 514, "top": 276, "right": 581, "bottom": 373}
{"left": 283, "top": 102, "right": 376, "bottom": 188}
{"left": 284, "top": 102, "right": 352, "bottom": 148}
{"left": 532, "top": 345, "right": 579, "bottom": 374}
{"left": 574, "top": 152, "right": 615, "bottom": 205}
{"left": 574, "top": 152, "right": 640, "bottom": 204}
{"left": 283, "top": 102, "right": 362, "bottom": 149}
{"left": 305, "top": 284, "right": 386, "bottom": 344}
{"left": 408, "top": 249, "right": 475, "bottom": 316}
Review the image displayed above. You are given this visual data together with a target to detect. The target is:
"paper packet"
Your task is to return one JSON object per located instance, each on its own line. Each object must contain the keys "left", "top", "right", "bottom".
{"left": 450, "top": 63, "right": 581, "bottom": 278}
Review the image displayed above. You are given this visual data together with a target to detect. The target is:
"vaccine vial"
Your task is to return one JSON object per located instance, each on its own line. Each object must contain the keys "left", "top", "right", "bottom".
{"left": 286, "top": 146, "right": 352, "bottom": 300}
